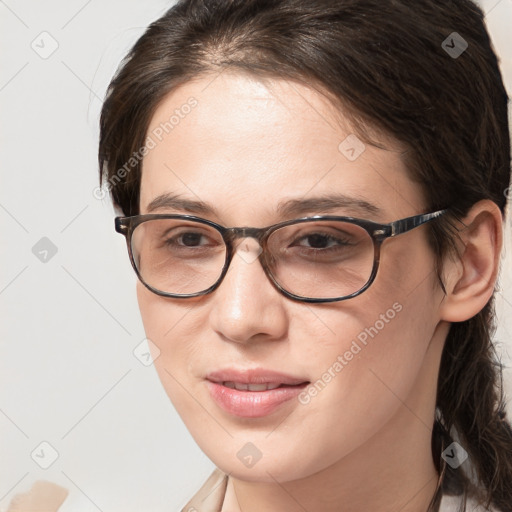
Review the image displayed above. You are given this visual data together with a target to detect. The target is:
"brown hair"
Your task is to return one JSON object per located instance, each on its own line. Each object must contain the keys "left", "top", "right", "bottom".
{"left": 98, "top": 0, "right": 512, "bottom": 509}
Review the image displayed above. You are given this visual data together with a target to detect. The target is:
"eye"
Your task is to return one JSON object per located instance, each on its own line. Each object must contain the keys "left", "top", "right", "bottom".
{"left": 161, "top": 227, "right": 220, "bottom": 250}
{"left": 171, "top": 231, "right": 210, "bottom": 247}
{"left": 267, "top": 221, "right": 369, "bottom": 264}
{"left": 293, "top": 232, "right": 354, "bottom": 250}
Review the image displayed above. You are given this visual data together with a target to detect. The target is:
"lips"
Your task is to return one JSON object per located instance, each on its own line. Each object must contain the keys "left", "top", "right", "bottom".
{"left": 205, "top": 368, "right": 310, "bottom": 418}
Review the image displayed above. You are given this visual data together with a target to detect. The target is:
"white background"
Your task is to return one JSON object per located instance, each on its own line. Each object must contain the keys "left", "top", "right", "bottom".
{"left": 0, "top": 1, "right": 511, "bottom": 511}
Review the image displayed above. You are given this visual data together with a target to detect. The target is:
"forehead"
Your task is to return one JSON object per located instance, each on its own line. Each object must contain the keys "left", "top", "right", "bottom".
{"left": 140, "top": 71, "right": 423, "bottom": 224}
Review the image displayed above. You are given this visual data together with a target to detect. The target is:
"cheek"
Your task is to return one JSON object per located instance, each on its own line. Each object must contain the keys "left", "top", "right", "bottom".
{"left": 135, "top": 286, "right": 225, "bottom": 448}
{"left": 136, "top": 281, "right": 201, "bottom": 343}
{"left": 343, "top": 238, "right": 440, "bottom": 383}
{"left": 136, "top": 281, "right": 167, "bottom": 340}
{"left": 284, "top": 316, "right": 427, "bottom": 476}
{"left": 136, "top": 282, "right": 197, "bottom": 397}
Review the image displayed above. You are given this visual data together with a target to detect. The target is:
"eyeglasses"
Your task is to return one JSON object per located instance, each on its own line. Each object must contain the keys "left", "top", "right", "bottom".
{"left": 115, "top": 209, "right": 447, "bottom": 303}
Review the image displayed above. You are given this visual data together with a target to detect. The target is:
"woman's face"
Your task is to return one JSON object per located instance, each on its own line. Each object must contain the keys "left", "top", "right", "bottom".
{"left": 137, "top": 71, "right": 446, "bottom": 482}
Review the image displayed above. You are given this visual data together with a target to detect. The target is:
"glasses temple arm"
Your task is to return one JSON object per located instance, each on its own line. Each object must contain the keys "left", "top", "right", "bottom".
{"left": 390, "top": 209, "right": 448, "bottom": 237}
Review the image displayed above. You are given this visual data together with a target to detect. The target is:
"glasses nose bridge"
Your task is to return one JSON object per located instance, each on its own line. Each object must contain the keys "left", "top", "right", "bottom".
{"left": 224, "top": 226, "right": 267, "bottom": 245}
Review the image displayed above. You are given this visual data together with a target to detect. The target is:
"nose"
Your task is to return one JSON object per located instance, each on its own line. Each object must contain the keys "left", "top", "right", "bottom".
{"left": 208, "top": 237, "right": 288, "bottom": 345}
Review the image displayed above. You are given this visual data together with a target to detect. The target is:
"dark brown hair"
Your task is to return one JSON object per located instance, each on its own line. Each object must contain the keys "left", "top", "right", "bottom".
{"left": 98, "top": 0, "right": 512, "bottom": 509}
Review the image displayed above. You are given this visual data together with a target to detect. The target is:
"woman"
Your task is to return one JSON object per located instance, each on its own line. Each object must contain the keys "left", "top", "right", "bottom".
{"left": 97, "top": 0, "right": 512, "bottom": 511}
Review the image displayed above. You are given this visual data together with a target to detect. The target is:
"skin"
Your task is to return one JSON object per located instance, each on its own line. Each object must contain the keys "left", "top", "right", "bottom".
{"left": 137, "top": 71, "right": 502, "bottom": 512}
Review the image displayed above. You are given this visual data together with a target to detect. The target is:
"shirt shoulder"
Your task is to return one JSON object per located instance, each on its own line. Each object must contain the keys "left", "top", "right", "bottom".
{"left": 180, "top": 468, "right": 228, "bottom": 512}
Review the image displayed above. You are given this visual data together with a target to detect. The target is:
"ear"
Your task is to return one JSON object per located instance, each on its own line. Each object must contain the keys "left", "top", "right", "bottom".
{"left": 439, "top": 199, "right": 503, "bottom": 322}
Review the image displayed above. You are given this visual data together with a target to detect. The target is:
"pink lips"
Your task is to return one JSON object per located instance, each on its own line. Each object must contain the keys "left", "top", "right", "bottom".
{"left": 205, "top": 368, "right": 309, "bottom": 418}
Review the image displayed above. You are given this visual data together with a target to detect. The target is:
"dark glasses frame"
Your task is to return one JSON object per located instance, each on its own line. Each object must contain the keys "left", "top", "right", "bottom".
{"left": 115, "top": 208, "right": 448, "bottom": 303}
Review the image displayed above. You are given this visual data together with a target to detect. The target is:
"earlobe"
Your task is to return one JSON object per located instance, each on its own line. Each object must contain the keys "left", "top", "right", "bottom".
{"left": 439, "top": 200, "right": 503, "bottom": 323}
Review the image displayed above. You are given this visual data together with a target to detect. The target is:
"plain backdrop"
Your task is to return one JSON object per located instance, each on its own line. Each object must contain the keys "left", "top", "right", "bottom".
{"left": 1, "top": 1, "right": 511, "bottom": 511}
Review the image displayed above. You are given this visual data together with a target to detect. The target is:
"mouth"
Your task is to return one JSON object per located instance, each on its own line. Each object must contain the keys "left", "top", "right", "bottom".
{"left": 205, "top": 368, "right": 310, "bottom": 418}
{"left": 220, "top": 381, "right": 308, "bottom": 391}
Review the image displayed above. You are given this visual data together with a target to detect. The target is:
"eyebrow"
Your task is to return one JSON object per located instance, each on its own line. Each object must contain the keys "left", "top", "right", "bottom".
{"left": 145, "top": 192, "right": 382, "bottom": 219}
